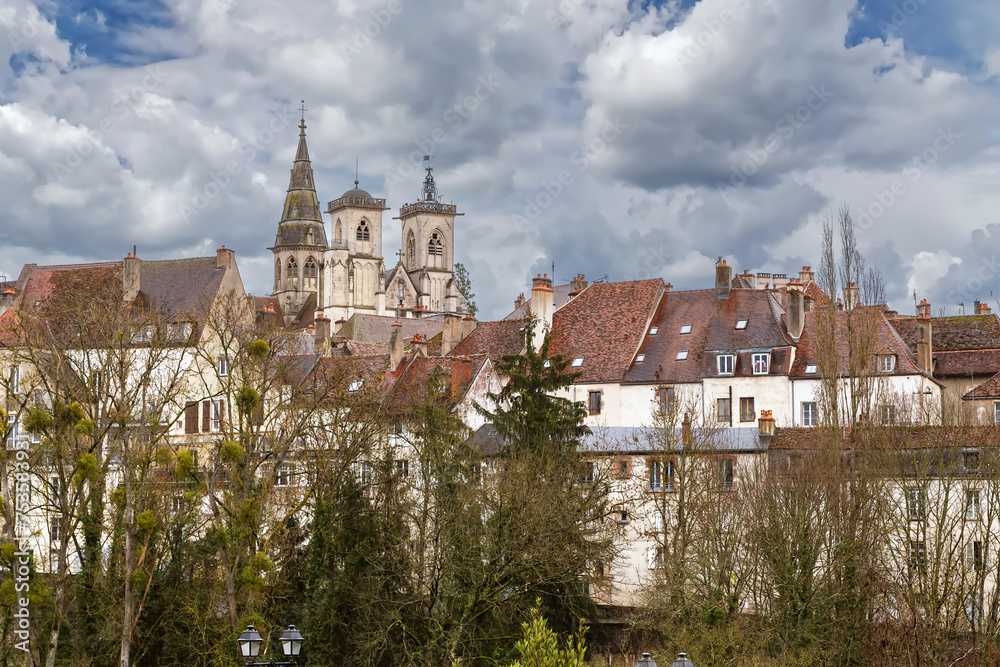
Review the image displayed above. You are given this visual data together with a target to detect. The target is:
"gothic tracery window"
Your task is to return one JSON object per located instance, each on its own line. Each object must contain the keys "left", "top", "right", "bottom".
{"left": 285, "top": 256, "right": 298, "bottom": 289}
{"left": 304, "top": 256, "right": 318, "bottom": 288}
{"left": 357, "top": 220, "right": 371, "bottom": 242}
{"left": 428, "top": 232, "right": 443, "bottom": 256}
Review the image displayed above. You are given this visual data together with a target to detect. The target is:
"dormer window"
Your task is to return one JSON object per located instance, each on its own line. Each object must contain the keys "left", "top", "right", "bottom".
{"left": 718, "top": 354, "right": 734, "bottom": 375}
{"left": 348, "top": 379, "right": 363, "bottom": 393}
{"left": 679, "top": 324, "right": 692, "bottom": 334}
{"left": 879, "top": 355, "right": 896, "bottom": 373}
{"left": 752, "top": 353, "right": 769, "bottom": 375}
{"left": 649, "top": 327, "right": 659, "bottom": 335}
{"left": 572, "top": 357, "right": 584, "bottom": 367}
{"left": 356, "top": 220, "right": 371, "bottom": 241}
{"left": 805, "top": 364, "right": 818, "bottom": 374}
{"left": 636, "top": 354, "right": 646, "bottom": 363}
{"left": 735, "top": 319, "right": 748, "bottom": 330}
{"left": 676, "top": 350, "right": 688, "bottom": 361}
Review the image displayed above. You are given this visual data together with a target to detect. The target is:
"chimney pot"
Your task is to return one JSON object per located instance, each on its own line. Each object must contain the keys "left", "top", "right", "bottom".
{"left": 715, "top": 259, "right": 732, "bottom": 299}
{"left": 123, "top": 253, "right": 141, "bottom": 302}
{"left": 216, "top": 246, "right": 235, "bottom": 270}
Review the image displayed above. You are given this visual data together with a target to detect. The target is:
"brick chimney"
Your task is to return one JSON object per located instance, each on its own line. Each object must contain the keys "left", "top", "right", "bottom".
{"left": 917, "top": 299, "right": 933, "bottom": 374}
{"left": 123, "top": 253, "right": 141, "bottom": 302}
{"left": 462, "top": 313, "right": 478, "bottom": 339}
{"left": 756, "top": 272, "right": 772, "bottom": 289}
{"left": 664, "top": 282, "right": 673, "bottom": 293}
{"left": 411, "top": 333, "right": 428, "bottom": 357}
{"left": 514, "top": 293, "right": 526, "bottom": 311}
{"left": 758, "top": 410, "right": 775, "bottom": 446}
{"left": 974, "top": 300, "right": 983, "bottom": 315}
{"left": 442, "top": 312, "right": 463, "bottom": 356}
{"left": 799, "top": 266, "right": 814, "bottom": 283}
{"left": 390, "top": 321, "right": 404, "bottom": 372}
{"left": 314, "top": 312, "right": 330, "bottom": 354}
{"left": 450, "top": 360, "right": 462, "bottom": 397}
{"left": 715, "top": 259, "right": 732, "bottom": 299}
{"left": 843, "top": 282, "right": 859, "bottom": 310}
{"left": 462, "top": 355, "right": 472, "bottom": 383}
{"left": 530, "top": 274, "right": 554, "bottom": 332}
{"left": 741, "top": 270, "right": 756, "bottom": 289}
{"left": 682, "top": 414, "right": 691, "bottom": 446}
{"left": 569, "top": 274, "right": 588, "bottom": 298}
{"left": 334, "top": 317, "right": 346, "bottom": 335}
{"left": 786, "top": 280, "right": 805, "bottom": 340}
{"left": 772, "top": 273, "right": 788, "bottom": 290}
{"left": 982, "top": 304, "right": 993, "bottom": 315}
{"left": 216, "top": 245, "right": 235, "bottom": 270}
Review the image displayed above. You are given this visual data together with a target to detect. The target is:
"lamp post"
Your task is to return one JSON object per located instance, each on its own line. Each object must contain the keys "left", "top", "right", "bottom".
{"left": 237, "top": 625, "right": 305, "bottom": 666}
{"left": 670, "top": 652, "right": 694, "bottom": 667}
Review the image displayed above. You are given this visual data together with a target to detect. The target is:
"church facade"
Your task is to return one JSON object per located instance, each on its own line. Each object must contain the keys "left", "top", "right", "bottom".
{"left": 270, "top": 119, "right": 468, "bottom": 325}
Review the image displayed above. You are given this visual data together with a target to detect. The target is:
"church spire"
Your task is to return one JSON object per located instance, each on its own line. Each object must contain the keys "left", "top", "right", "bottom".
{"left": 279, "top": 103, "right": 323, "bottom": 225}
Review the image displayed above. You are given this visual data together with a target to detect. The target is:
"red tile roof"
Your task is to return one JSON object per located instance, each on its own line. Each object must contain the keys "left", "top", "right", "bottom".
{"left": 505, "top": 283, "right": 576, "bottom": 320}
{"left": 450, "top": 319, "right": 527, "bottom": 357}
{"left": 337, "top": 313, "right": 443, "bottom": 345}
{"left": 933, "top": 349, "right": 1000, "bottom": 377}
{"left": 963, "top": 371, "right": 1000, "bottom": 399}
{"left": 789, "top": 309, "right": 924, "bottom": 377}
{"left": 383, "top": 355, "right": 489, "bottom": 414}
{"left": 770, "top": 425, "right": 1000, "bottom": 450}
{"left": 622, "top": 289, "right": 714, "bottom": 384}
{"left": 891, "top": 314, "right": 1000, "bottom": 352}
{"left": 548, "top": 280, "right": 663, "bottom": 384}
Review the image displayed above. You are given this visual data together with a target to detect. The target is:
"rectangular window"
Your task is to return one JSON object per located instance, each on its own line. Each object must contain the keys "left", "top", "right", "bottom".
{"left": 752, "top": 353, "right": 769, "bottom": 375}
{"left": 716, "top": 458, "right": 735, "bottom": 491}
{"left": 802, "top": 402, "right": 818, "bottom": 427}
{"left": 966, "top": 489, "right": 982, "bottom": 520}
{"left": 219, "top": 357, "right": 229, "bottom": 377}
{"left": 211, "top": 399, "right": 224, "bottom": 432}
{"left": 617, "top": 459, "right": 630, "bottom": 478}
{"left": 588, "top": 391, "right": 602, "bottom": 415}
{"left": 879, "top": 355, "right": 896, "bottom": 373}
{"left": 679, "top": 324, "right": 691, "bottom": 334}
{"left": 648, "top": 546, "right": 664, "bottom": 569}
{"left": 359, "top": 462, "right": 373, "bottom": 486}
{"left": 879, "top": 404, "right": 896, "bottom": 425}
{"left": 654, "top": 511, "right": 666, "bottom": 533}
{"left": 636, "top": 354, "right": 645, "bottom": 363}
{"left": 50, "top": 521, "right": 61, "bottom": 543}
{"left": 805, "top": 364, "right": 818, "bottom": 374}
{"left": 717, "top": 398, "right": 731, "bottom": 423}
{"left": 968, "top": 541, "right": 986, "bottom": 571}
{"left": 739, "top": 397, "right": 755, "bottom": 422}
{"left": 965, "top": 450, "right": 981, "bottom": 472}
{"left": 171, "top": 495, "right": 184, "bottom": 512}
{"left": 676, "top": 350, "right": 688, "bottom": 361}
{"left": 906, "top": 488, "right": 926, "bottom": 522}
{"left": 582, "top": 461, "right": 596, "bottom": 483}
{"left": 649, "top": 327, "right": 659, "bottom": 335}
{"left": 664, "top": 460, "right": 676, "bottom": 491}
{"left": 909, "top": 540, "right": 926, "bottom": 573}
{"left": 395, "top": 459, "right": 410, "bottom": 479}
{"left": 658, "top": 386, "right": 675, "bottom": 414}
{"left": 616, "top": 507, "right": 629, "bottom": 524}
{"left": 735, "top": 319, "right": 748, "bottom": 330}
{"left": 571, "top": 357, "right": 584, "bottom": 367}
{"left": 276, "top": 464, "right": 292, "bottom": 487}
{"left": 717, "top": 354, "right": 734, "bottom": 375}
{"left": 995, "top": 401, "right": 1000, "bottom": 425}
{"left": 649, "top": 460, "right": 662, "bottom": 492}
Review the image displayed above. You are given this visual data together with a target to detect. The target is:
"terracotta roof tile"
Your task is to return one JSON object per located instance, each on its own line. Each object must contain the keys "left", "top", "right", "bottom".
{"left": 383, "top": 355, "right": 489, "bottom": 413}
{"left": 770, "top": 425, "right": 1000, "bottom": 450}
{"left": 963, "top": 371, "right": 1000, "bottom": 399}
{"left": 505, "top": 283, "right": 576, "bottom": 320}
{"left": 891, "top": 314, "right": 1000, "bottom": 352}
{"left": 622, "top": 289, "right": 714, "bottom": 384}
{"left": 337, "top": 313, "right": 443, "bottom": 345}
{"left": 450, "top": 319, "right": 527, "bottom": 357}
{"left": 549, "top": 280, "right": 663, "bottom": 383}
{"left": 933, "top": 349, "right": 1000, "bottom": 377}
{"left": 789, "top": 309, "right": 923, "bottom": 377}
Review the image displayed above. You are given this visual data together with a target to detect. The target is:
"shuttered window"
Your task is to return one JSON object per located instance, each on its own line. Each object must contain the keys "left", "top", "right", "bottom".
{"left": 184, "top": 402, "right": 199, "bottom": 434}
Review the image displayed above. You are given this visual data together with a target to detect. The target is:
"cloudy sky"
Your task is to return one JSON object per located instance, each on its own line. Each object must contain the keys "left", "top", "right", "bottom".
{"left": 1, "top": 0, "right": 999, "bottom": 319}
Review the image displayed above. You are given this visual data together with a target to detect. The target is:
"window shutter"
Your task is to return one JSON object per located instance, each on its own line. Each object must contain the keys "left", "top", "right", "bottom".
{"left": 966, "top": 543, "right": 975, "bottom": 569}
{"left": 202, "top": 401, "right": 211, "bottom": 433}
{"left": 185, "top": 402, "right": 199, "bottom": 434}
{"left": 218, "top": 400, "right": 226, "bottom": 427}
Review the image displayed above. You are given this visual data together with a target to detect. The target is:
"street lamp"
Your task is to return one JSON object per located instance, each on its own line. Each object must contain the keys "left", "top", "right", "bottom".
{"left": 671, "top": 652, "right": 694, "bottom": 667}
{"left": 238, "top": 625, "right": 305, "bottom": 666}
{"left": 635, "top": 652, "right": 657, "bottom": 667}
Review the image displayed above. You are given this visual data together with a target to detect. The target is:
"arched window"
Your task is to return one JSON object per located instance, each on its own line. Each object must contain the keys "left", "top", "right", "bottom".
{"left": 285, "top": 257, "right": 298, "bottom": 289}
{"left": 304, "top": 257, "right": 318, "bottom": 288}
{"left": 428, "top": 232, "right": 443, "bottom": 256}
{"left": 407, "top": 232, "right": 416, "bottom": 267}
{"left": 334, "top": 220, "right": 343, "bottom": 244}
{"left": 306, "top": 228, "right": 314, "bottom": 245}
{"left": 356, "top": 220, "right": 370, "bottom": 242}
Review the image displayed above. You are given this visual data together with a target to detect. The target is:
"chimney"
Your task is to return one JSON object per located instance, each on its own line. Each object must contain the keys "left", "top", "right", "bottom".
{"left": 756, "top": 272, "right": 772, "bottom": 289}
{"left": 451, "top": 360, "right": 461, "bottom": 397}
{"left": 0, "top": 288, "right": 14, "bottom": 317}
{"left": 462, "top": 313, "right": 478, "bottom": 340}
{"left": 804, "top": 296, "right": 813, "bottom": 312}
{"left": 411, "top": 333, "right": 428, "bottom": 357}
{"left": 123, "top": 253, "right": 141, "bottom": 302}
{"left": 757, "top": 410, "right": 774, "bottom": 443}
{"left": 462, "top": 355, "right": 472, "bottom": 383}
{"left": 442, "top": 313, "right": 463, "bottom": 356}
{"left": 742, "top": 270, "right": 756, "bottom": 289}
{"left": 314, "top": 312, "right": 330, "bottom": 354}
{"left": 569, "top": 274, "right": 588, "bottom": 298}
{"left": 983, "top": 304, "right": 993, "bottom": 315}
{"left": 772, "top": 273, "right": 788, "bottom": 290}
{"left": 836, "top": 297, "right": 844, "bottom": 311}
{"left": 514, "top": 293, "right": 526, "bottom": 311}
{"left": 334, "top": 317, "right": 346, "bottom": 335}
{"left": 799, "top": 265, "right": 814, "bottom": 283}
{"left": 216, "top": 245, "right": 235, "bottom": 270}
{"left": 390, "top": 321, "right": 404, "bottom": 372}
{"left": 974, "top": 300, "right": 982, "bottom": 315}
{"left": 664, "top": 282, "right": 673, "bottom": 293}
{"left": 715, "top": 259, "right": 732, "bottom": 299}
{"left": 681, "top": 414, "right": 691, "bottom": 447}
{"left": 917, "top": 299, "right": 933, "bottom": 374}
{"left": 786, "top": 280, "right": 805, "bottom": 340}
{"left": 843, "top": 282, "right": 859, "bottom": 310}
{"left": 530, "top": 274, "right": 554, "bottom": 332}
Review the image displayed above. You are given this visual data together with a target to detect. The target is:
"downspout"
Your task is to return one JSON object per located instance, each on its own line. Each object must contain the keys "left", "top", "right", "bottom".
{"left": 729, "top": 385, "right": 733, "bottom": 427}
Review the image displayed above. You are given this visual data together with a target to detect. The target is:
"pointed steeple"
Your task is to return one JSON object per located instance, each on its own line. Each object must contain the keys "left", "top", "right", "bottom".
{"left": 280, "top": 118, "right": 323, "bottom": 224}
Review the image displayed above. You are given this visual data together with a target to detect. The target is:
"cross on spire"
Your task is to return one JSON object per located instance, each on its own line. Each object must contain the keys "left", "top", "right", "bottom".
{"left": 298, "top": 100, "right": 307, "bottom": 132}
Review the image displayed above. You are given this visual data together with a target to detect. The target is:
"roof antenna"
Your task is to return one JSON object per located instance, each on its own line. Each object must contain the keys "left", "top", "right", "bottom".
{"left": 133, "top": 244, "right": 137, "bottom": 256}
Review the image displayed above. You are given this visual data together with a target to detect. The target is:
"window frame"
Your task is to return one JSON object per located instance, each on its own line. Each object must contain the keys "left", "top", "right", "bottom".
{"left": 717, "top": 354, "right": 735, "bottom": 375}
{"left": 752, "top": 353, "right": 770, "bottom": 375}
{"left": 739, "top": 396, "right": 755, "bottom": 422}
{"left": 906, "top": 488, "right": 926, "bottom": 522}
{"left": 966, "top": 488, "right": 982, "bottom": 521}
{"left": 716, "top": 458, "right": 735, "bottom": 491}
{"left": 735, "top": 319, "right": 748, "bottom": 330}
{"left": 679, "top": 324, "right": 691, "bottom": 334}
{"left": 635, "top": 354, "right": 646, "bottom": 363}
{"left": 802, "top": 402, "right": 818, "bottom": 427}
{"left": 879, "top": 354, "right": 896, "bottom": 373}
{"left": 617, "top": 459, "right": 630, "bottom": 479}
{"left": 676, "top": 350, "right": 688, "bottom": 361}
{"left": 587, "top": 391, "right": 602, "bottom": 416}
{"left": 658, "top": 386, "right": 675, "bottom": 414}
{"left": 571, "top": 357, "right": 584, "bottom": 368}
{"left": 647, "top": 459, "right": 675, "bottom": 492}
{"left": 717, "top": 397, "right": 732, "bottom": 423}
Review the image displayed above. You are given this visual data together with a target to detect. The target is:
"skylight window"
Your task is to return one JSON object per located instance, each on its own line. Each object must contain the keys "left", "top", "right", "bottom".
{"left": 636, "top": 354, "right": 646, "bottom": 363}
{"left": 679, "top": 324, "right": 692, "bottom": 334}
{"left": 805, "top": 364, "right": 818, "bottom": 374}
{"left": 572, "top": 357, "right": 584, "bottom": 367}
{"left": 348, "top": 379, "right": 364, "bottom": 393}
{"left": 735, "top": 319, "right": 748, "bottom": 330}
{"left": 676, "top": 350, "right": 688, "bottom": 361}
{"left": 649, "top": 327, "right": 659, "bottom": 335}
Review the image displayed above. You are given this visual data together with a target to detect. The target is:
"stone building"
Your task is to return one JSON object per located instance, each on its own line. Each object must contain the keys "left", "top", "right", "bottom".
{"left": 270, "top": 119, "right": 468, "bottom": 325}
